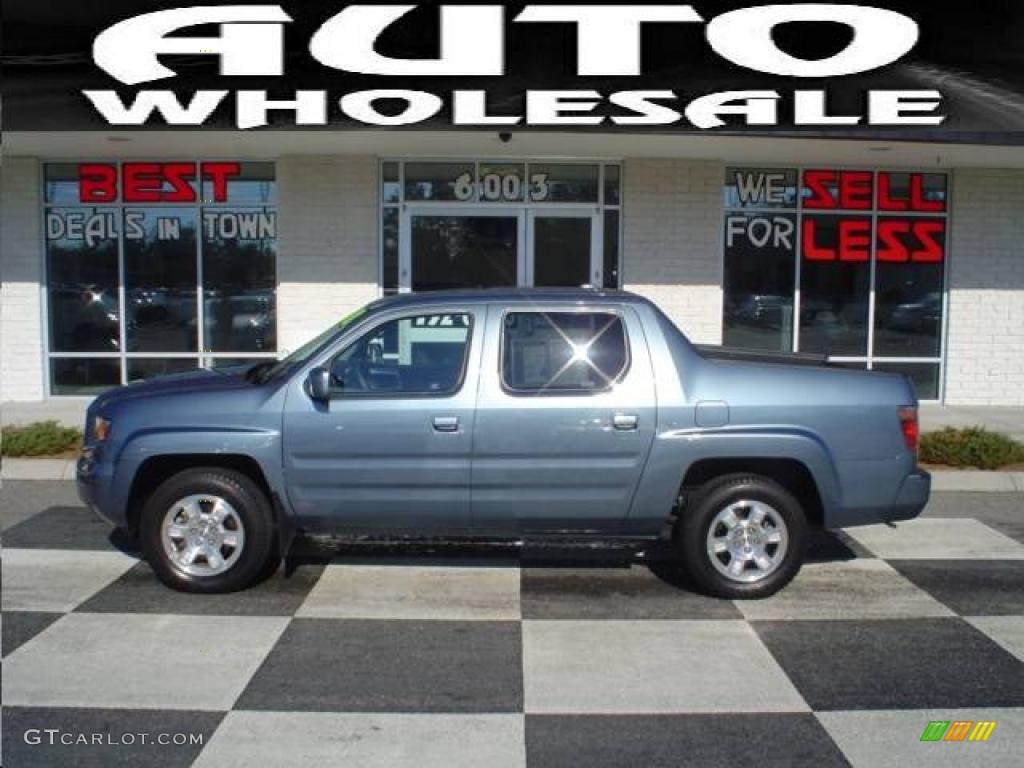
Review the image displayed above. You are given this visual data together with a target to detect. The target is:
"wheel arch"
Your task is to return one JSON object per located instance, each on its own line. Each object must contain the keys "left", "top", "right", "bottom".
{"left": 680, "top": 457, "right": 824, "bottom": 527}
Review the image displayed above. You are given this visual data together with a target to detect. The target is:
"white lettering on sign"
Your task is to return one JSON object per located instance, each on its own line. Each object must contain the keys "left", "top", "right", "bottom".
{"left": 85, "top": 4, "right": 936, "bottom": 129}
{"left": 726, "top": 215, "right": 795, "bottom": 250}
{"left": 94, "top": 4, "right": 919, "bottom": 84}
{"left": 202, "top": 212, "right": 276, "bottom": 240}
{"left": 46, "top": 211, "right": 119, "bottom": 248}
{"left": 732, "top": 171, "right": 790, "bottom": 206}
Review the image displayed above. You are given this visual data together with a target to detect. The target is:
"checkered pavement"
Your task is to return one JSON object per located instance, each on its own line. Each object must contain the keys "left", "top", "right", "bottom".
{"left": 3, "top": 494, "right": 1024, "bottom": 767}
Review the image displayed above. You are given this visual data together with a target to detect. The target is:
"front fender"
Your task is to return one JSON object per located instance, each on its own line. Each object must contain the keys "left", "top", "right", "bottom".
{"left": 108, "top": 427, "right": 286, "bottom": 524}
{"left": 626, "top": 426, "right": 841, "bottom": 534}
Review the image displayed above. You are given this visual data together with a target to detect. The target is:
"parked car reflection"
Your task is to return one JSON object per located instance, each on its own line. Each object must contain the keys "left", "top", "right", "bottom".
{"left": 50, "top": 285, "right": 120, "bottom": 352}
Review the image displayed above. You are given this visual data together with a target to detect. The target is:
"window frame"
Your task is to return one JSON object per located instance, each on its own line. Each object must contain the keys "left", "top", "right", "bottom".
{"left": 498, "top": 307, "right": 632, "bottom": 397}
{"left": 325, "top": 310, "right": 476, "bottom": 400}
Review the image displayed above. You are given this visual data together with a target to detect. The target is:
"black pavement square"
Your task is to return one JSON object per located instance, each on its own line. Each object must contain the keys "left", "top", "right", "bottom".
{"left": 1, "top": 506, "right": 138, "bottom": 553}
{"left": 0, "top": 706, "right": 224, "bottom": 768}
{"left": 753, "top": 618, "right": 1024, "bottom": 710}
{"left": 235, "top": 618, "right": 523, "bottom": 712}
{"left": 75, "top": 561, "right": 326, "bottom": 616}
{"left": 526, "top": 714, "right": 850, "bottom": 768}
{"left": 521, "top": 565, "right": 741, "bottom": 620}
{"left": 2, "top": 611, "right": 62, "bottom": 657}
{"left": 888, "top": 560, "right": 1024, "bottom": 616}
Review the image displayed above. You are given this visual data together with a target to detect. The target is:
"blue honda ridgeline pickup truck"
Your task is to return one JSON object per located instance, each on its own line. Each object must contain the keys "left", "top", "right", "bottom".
{"left": 77, "top": 289, "right": 930, "bottom": 598}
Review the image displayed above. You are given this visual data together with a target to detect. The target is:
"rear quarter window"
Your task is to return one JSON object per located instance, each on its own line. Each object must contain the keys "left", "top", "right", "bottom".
{"left": 501, "top": 311, "right": 629, "bottom": 393}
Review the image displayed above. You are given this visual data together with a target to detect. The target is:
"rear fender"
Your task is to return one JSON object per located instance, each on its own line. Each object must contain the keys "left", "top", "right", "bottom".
{"left": 626, "top": 427, "right": 840, "bottom": 533}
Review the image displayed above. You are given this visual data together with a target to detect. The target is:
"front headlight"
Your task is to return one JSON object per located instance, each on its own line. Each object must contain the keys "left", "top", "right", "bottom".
{"left": 93, "top": 416, "right": 112, "bottom": 442}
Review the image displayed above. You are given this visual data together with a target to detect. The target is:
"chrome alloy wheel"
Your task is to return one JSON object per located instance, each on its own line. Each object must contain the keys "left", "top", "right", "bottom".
{"left": 705, "top": 500, "right": 789, "bottom": 584}
{"left": 160, "top": 495, "right": 245, "bottom": 577}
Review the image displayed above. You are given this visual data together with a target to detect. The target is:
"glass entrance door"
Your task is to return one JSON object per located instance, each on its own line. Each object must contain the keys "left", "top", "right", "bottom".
{"left": 528, "top": 211, "right": 600, "bottom": 288}
{"left": 403, "top": 210, "right": 524, "bottom": 291}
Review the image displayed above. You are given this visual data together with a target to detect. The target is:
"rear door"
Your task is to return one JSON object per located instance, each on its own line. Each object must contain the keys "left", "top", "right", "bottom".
{"left": 470, "top": 303, "right": 657, "bottom": 534}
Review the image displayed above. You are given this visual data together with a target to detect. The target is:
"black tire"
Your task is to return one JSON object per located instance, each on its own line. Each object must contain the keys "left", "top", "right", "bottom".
{"left": 140, "top": 467, "right": 278, "bottom": 593}
{"left": 676, "top": 473, "right": 806, "bottom": 599}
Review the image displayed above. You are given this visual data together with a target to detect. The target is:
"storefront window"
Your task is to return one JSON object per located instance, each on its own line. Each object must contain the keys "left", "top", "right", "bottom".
{"left": 722, "top": 168, "right": 949, "bottom": 400}
{"left": 43, "top": 162, "right": 277, "bottom": 393}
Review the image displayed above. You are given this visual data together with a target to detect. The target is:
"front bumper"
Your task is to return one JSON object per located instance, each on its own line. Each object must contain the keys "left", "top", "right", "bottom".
{"left": 76, "top": 447, "right": 124, "bottom": 528}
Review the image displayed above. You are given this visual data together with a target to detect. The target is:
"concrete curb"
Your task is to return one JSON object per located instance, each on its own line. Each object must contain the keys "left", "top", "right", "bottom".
{"left": 2, "top": 458, "right": 1023, "bottom": 493}
{"left": 1, "top": 458, "right": 78, "bottom": 481}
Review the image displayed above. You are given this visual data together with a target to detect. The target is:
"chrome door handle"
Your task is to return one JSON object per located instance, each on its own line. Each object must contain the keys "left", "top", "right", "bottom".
{"left": 613, "top": 413, "right": 638, "bottom": 431}
{"left": 432, "top": 415, "right": 459, "bottom": 433}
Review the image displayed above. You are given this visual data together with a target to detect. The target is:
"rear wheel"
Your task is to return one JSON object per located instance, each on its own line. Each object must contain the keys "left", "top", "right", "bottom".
{"left": 676, "top": 473, "right": 806, "bottom": 599}
{"left": 140, "top": 467, "right": 277, "bottom": 593}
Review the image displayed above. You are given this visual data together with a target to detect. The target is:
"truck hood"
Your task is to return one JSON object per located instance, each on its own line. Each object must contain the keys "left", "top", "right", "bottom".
{"left": 91, "top": 366, "right": 255, "bottom": 413}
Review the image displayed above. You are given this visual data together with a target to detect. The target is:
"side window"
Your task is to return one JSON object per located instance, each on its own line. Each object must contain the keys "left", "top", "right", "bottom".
{"left": 501, "top": 311, "right": 629, "bottom": 393}
{"left": 329, "top": 312, "right": 471, "bottom": 395}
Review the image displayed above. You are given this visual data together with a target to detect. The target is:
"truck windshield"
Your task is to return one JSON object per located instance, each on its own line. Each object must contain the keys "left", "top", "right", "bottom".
{"left": 248, "top": 306, "right": 370, "bottom": 384}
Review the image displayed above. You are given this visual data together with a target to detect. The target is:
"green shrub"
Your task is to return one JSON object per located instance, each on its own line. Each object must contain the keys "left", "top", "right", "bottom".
{"left": 920, "top": 427, "right": 1024, "bottom": 470}
{"left": 1, "top": 421, "right": 82, "bottom": 457}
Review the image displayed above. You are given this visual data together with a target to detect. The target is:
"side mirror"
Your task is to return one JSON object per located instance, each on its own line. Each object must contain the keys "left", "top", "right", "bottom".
{"left": 307, "top": 366, "right": 332, "bottom": 403}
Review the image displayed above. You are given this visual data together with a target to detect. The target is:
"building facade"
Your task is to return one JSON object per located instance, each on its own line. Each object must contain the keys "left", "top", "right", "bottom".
{"left": 2, "top": 132, "right": 1023, "bottom": 407}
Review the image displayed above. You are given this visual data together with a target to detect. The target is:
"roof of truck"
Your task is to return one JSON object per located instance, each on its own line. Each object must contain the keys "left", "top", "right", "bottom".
{"left": 368, "top": 287, "right": 649, "bottom": 310}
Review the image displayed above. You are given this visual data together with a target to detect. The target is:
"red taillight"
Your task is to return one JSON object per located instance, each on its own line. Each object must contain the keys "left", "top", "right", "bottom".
{"left": 898, "top": 406, "right": 919, "bottom": 454}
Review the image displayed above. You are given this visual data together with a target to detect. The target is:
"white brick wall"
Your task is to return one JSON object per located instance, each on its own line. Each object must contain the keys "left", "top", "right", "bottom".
{"left": 622, "top": 158, "right": 724, "bottom": 344}
{"left": 276, "top": 155, "right": 379, "bottom": 354}
{"left": 1, "top": 157, "right": 45, "bottom": 401}
{"left": 944, "top": 169, "right": 1024, "bottom": 406}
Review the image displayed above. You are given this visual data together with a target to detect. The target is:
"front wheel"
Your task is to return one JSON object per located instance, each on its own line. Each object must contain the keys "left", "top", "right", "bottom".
{"left": 676, "top": 474, "right": 807, "bottom": 599}
{"left": 140, "top": 467, "right": 277, "bottom": 593}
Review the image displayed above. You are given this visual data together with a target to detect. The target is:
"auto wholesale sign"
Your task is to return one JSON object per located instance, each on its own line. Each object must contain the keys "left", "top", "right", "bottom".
{"left": 5, "top": 2, "right": 1024, "bottom": 133}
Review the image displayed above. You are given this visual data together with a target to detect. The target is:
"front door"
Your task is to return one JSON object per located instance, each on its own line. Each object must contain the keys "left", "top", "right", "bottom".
{"left": 471, "top": 304, "right": 657, "bottom": 535}
{"left": 282, "top": 307, "right": 482, "bottom": 535}
{"left": 527, "top": 210, "right": 601, "bottom": 288}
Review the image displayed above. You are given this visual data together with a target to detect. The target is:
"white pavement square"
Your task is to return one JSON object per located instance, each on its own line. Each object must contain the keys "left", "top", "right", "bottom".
{"left": 734, "top": 559, "right": 955, "bottom": 621}
{"left": 844, "top": 519, "right": 1024, "bottom": 560}
{"left": 193, "top": 712, "right": 526, "bottom": 768}
{"left": 817, "top": 708, "right": 1024, "bottom": 768}
{"left": 1, "top": 548, "right": 138, "bottom": 612}
{"left": 522, "top": 619, "right": 808, "bottom": 714}
{"left": 296, "top": 563, "right": 521, "bottom": 620}
{"left": 2, "top": 613, "right": 289, "bottom": 710}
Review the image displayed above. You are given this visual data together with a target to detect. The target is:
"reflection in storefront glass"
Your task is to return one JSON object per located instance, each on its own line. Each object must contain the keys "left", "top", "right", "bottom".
{"left": 45, "top": 207, "right": 120, "bottom": 353}
{"left": 124, "top": 208, "right": 198, "bottom": 353}
{"left": 874, "top": 362, "right": 940, "bottom": 401}
{"left": 50, "top": 358, "right": 121, "bottom": 395}
{"left": 201, "top": 162, "right": 275, "bottom": 205}
{"left": 404, "top": 162, "right": 476, "bottom": 201}
{"left": 382, "top": 207, "right": 399, "bottom": 295}
{"left": 873, "top": 219, "right": 945, "bottom": 358}
{"left": 202, "top": 207, "right": 277, "bottom": 353}
{"left": 411, "top": 216, "right": 517, "bottom": 291}
{"left": 723, "top": 212, "right": 797, "bottom": 352}
{"left": 127, "top": 358, "right": 198, "bottom": 382}
{"left": 382, "top": 162, "right": 400, "bottom": 203}
{"left": 798, "top": 215, "right": 871, "bottom": 357}
{"left": 527, "top": 164, "right": 599, "bottom": 202}
{"left": 603, "top": 210, "right": 620, "bottom": 289}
